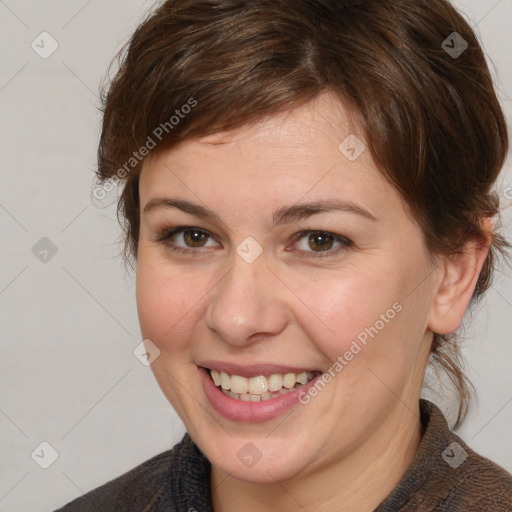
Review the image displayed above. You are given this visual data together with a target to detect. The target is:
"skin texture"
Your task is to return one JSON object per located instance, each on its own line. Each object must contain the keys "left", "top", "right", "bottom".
{"left": 135, "top": 92, "right": 490, "bottom": 511}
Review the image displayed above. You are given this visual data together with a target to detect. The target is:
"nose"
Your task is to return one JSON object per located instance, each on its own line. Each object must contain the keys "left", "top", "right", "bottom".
{"left": 204, "top": 251, "right": 288, "bottom": 347}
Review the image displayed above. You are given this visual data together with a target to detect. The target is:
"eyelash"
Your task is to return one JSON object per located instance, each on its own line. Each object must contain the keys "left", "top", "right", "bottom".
{"left": 153, "top": 226, "right": 353, "bottom": 259}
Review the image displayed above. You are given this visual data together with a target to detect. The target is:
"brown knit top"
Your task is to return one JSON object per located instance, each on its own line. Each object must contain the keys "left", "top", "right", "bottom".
{"left": 56, "top": 399, "right": 512, "bottom": 511}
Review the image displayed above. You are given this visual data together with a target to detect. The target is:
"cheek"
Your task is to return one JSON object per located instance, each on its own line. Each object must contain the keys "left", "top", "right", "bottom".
{"left": 135, "top": 257, "right": 203, "bottom": 351}
{"left": 298, "top": 261, "right": 424, "bottom": 387}
{"left": 295, "top": 268, "right": 401, "bottom": 356}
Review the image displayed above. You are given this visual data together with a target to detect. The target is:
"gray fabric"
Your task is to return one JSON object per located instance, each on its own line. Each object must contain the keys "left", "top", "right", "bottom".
{"left": 55, "top": 399, "right": 512, "bottom": 511}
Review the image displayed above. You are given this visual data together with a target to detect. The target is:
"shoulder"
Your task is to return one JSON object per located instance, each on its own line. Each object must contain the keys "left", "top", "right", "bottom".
{"left": 54, "top": 449, "right": 173, "bottom": 512}
{"left": 377, "top": 400, "right": 512, "bottom": 511}
{"left": 419, "top": 399, "right": 512, "bottom": 510}
{"left": 54, "top": 433, "right": 212, "bottom": 511}
{"left": 439, "top": 438, "right": 512, "bottom": 510}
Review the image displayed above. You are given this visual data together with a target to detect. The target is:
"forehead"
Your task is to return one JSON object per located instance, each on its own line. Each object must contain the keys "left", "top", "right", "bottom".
{"left": 198, "top": 92, "right": 355, "bottom": 144}
{"left": 142, "top": 93, "right": 360, "bottom": 178}
{"left": 138, "top": 91, "right": 405, "bottom": 224}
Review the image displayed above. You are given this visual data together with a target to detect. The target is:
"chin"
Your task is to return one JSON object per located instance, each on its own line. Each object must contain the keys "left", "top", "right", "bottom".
{"left": 198, "top": 432, "right": 320, "bottom": 484}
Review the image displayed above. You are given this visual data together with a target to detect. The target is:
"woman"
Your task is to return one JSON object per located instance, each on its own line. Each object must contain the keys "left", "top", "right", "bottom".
{"left": 57, "top": 0, "right": 512, "bottom": 510}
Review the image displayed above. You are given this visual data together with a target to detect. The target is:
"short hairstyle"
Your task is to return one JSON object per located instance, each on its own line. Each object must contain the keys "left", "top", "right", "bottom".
{"left": 95, "top": 0, "right": 510, "bottom": 425}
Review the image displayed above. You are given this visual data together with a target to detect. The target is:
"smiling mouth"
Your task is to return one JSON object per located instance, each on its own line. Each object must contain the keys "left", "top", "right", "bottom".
{"left": 207, "top": 369, "right": 320, "bottom": 402}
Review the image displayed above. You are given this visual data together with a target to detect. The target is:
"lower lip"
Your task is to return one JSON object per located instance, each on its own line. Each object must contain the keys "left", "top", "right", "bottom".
{"left": 199, "top": 366, "right": 320, "bottom": 423}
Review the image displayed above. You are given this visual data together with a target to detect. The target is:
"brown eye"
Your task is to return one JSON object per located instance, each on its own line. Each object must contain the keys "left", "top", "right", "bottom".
{"left": 155, "top": 226, "right": 218, "bottom": 253}
{"left": 307, "top": 232, "right": 334, "bottom": 251}
{"left": 292, "top": 230, "right": 353, "bottom": 259}
{"left": 182, "top": 229, "right": 209, "bottom": 247}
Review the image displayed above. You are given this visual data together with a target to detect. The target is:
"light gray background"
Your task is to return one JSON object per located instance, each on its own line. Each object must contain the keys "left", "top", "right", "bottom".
{"left": 0, "top": 1, "right": 510, "bottom": 511}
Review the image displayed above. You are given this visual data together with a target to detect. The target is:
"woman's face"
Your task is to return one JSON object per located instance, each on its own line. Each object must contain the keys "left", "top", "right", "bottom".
{"left": 136, "top": 92, "right": 439, "bottom": 483}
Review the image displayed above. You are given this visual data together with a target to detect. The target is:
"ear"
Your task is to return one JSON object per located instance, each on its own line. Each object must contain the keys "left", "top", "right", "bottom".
{"left": 428, "top": 218, "right": 493, "bottom": 335}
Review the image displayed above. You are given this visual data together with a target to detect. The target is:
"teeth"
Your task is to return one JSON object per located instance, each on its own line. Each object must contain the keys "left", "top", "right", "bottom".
{"left": 296, "top": 372, "right": 310, "bottom": 385}
{"left": 220, "top": 371, "right": 230, "bottom": 390}
{"left": 230, "top": 375, "right": 248, "bottom": 394}
{"left": 248, "top": 376, "right": 268, "bottom": 394}
{"left": 211, "top": 370, "right": 221, "bottom": 387}
{"left": 268, "top": 374, "right": 283, "bottom": 391}
{"left": 209, "top": 369, "right": 316, "bottom": 401}
{"left": 283, "top": 372, "right": 296, "bottom": 389}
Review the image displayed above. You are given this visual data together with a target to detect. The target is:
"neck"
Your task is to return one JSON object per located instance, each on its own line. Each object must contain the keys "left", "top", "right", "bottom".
{"left": 211, "top": 400, "right": 424, "bottom": 512}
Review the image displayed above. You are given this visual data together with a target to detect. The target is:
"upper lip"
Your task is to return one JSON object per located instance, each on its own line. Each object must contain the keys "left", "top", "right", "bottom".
{"left": 198, "top": 361, "right": 320, "bottom": 378}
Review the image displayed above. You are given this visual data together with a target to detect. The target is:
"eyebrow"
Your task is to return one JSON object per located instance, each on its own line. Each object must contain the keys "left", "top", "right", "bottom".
{"left": 142, "top": 197, "right": 378, "bottom": 224}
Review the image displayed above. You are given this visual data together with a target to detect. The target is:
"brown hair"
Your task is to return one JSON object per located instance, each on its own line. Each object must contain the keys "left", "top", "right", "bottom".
{"left": 95, "top": 0, "right": 509, "bottom": 426}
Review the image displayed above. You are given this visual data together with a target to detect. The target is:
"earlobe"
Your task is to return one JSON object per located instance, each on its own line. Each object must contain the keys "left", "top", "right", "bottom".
{"left": 428, "top": 220, "right": 493, "bottom": 335}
